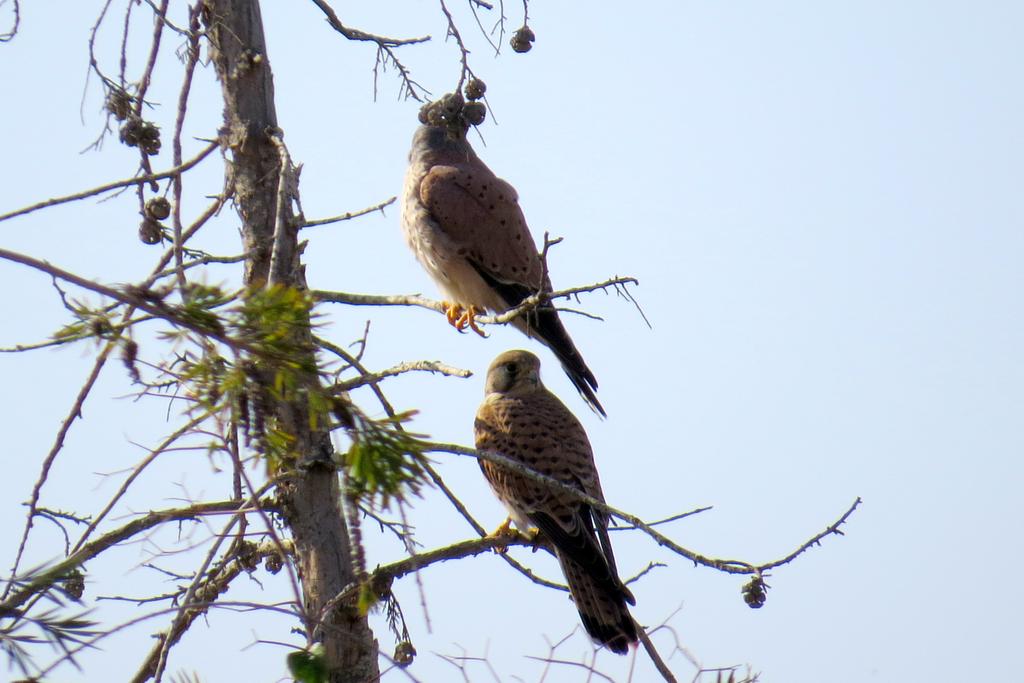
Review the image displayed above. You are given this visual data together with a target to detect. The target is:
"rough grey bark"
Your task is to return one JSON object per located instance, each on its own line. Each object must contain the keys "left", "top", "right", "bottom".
{"left": 204, "top": 1, "right": 380, "bottom": 680}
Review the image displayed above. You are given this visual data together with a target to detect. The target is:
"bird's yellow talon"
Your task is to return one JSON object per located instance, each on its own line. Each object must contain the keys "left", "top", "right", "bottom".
{"left": 488, "top": 517, "right": 514, "bottom": 539}
{"left": 443, "top": 302, "right": 465, "bottom": 328}
{"left": 487, "top": 517, "right": 517, "bottom": 553}
{"left": 454, "top": 305, "right": 487, "bottom": 338}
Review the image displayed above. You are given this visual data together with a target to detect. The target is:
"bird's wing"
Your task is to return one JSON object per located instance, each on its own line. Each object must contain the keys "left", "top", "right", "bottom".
{"left": 421, "top": 163, "right": 604, "bottom": 416}
{"left": 475, "top": 392, "right": 631, "bottom": 602}
{"left": 475, "top": 387, "right": 637, "bottom": 652}
{"left": 419, "top": 164, "right": 543, "bottom": 291}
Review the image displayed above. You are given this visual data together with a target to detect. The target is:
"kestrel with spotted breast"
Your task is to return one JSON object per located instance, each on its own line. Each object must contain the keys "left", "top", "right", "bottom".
{"left": 474, "top": 349, "right": 637, "bottom": 653}
{"left": 401, "top": 119, "right": 604, "bottom": 416}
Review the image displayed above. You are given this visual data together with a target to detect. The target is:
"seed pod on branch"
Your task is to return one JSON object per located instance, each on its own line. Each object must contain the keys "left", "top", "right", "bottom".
{"left": 145, "top": 196, "right": 171, "bottom": 220}
{"left": 510, "top": 26, "right": 535, "bottom": 53}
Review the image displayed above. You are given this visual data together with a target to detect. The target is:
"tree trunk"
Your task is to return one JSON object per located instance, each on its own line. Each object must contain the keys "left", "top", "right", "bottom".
{"left": 205, "top": 1, "right": 379, "bottom": 680}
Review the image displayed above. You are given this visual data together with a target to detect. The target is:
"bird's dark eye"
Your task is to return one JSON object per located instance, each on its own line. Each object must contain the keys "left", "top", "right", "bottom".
{"left": 504, "top": 361, "right": 517, "bottom": 375}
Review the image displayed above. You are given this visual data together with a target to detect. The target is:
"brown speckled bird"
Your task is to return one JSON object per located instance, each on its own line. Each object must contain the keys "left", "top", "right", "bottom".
{"left": 401, "top": 123, "right": 604, "bottom": 416}
{"left": 474, "top": 349, "right": 637, "bottom": 653}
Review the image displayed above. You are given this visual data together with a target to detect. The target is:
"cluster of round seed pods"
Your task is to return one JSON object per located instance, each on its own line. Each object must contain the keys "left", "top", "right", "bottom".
{"left": 138, "top": 197, "right": 171, "bottom": 245}
{"left": 416, "top": 23, "right": 535, "bottom": 130}
{"left": 108, "top": 88, "right": 162, "bottom": 156}
{"left": 417, "top": 79, "right": 489, "bottom": 131}
{"left": 106, "top": 88, "right": 172, "bottom": 244}
{"left": 119, "top": 117, "right": 162, "bottom": 156}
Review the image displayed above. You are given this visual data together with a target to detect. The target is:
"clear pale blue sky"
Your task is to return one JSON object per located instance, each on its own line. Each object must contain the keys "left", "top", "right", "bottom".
{"left": 1, "top": 2, "right": 1021, "bottom": 682}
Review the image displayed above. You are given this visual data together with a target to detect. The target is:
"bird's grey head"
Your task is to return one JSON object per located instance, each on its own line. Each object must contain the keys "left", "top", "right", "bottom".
{"left": 484, "top": 350, "right": 543, "bottom": 395}
{"left": 410, "top": 124, "right": 469, "bottom": 159}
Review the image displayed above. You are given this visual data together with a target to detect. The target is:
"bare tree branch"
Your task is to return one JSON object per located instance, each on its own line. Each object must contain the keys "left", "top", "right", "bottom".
{"left": 169, "top": 5, "right": 204, "bottom": 291}
{"left": 424, "top": 441, "right": 861, "bottom": 577}
{"left": 1, "top": 498, "right": 270, "bottom": 616}
{"left": 308, "top": 0, "right": 429, "bottom": 46}
{"left": 330, "top": 359, "right": 472, "bottom": 392}
{"left": 0, "top": 140, "right": 219, "bottom": 224}
{"left": 300, "top": 196, "right": 396, "bottom": 229}
{"left": 312, "top": 275, "right": 641, "bottom": 327}
{"left": 758, "top": 497, "right": 862, "bottom": 571}
{"left": 308, "top": 0, "right": 429, "bottom": 100}
{"left": 638, "top": 623, "right": 678, "bottom": 683}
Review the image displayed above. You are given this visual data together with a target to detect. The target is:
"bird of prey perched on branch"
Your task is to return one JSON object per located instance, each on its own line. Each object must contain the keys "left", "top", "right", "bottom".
{"left": 474, "top": 350, "right": 637, "bottom": 653}
{"left": 401, "top": 115, "right": 604, "bottom": 416}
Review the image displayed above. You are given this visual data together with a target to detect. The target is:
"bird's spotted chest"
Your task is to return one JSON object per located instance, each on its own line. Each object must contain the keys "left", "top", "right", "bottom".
{"left": 479, "top": 407, "right": 567, "bottom": 517}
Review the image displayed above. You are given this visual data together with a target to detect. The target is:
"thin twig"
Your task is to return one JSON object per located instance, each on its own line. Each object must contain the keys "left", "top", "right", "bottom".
{"left": 0, "top": 140, "right": 219, "bottom": 224}
{"left": 637, "top": 620, "right": 678, "bottom": 683}
{"left": 170, "top": 6, "right": 202, "bottom": 292}
{"left": 758, "top": 497, "right": 862, "bottom": 571}
{"left": 437, "top": 0, "right": 472, "bottom": 92}
{"left": 308, "top": 0, "right": 429, "bottom": 46}
{"left": 466, "top": 0, "right": 500, "bottom": 55}
{"left": 330, "top": 359, "right": 472, "bottom": 392}
{"left": 484, "top": 276, "right": 640, "bottom": 326}
{"left": 134, "top": 0, "right": 169, "bottom": 117}
{"left": 299, "top": 196, "right": 396, "bottom": 228}
{"left": 623, "top": 561, "right": 667, "bottom": 586}
{"left": 308, "top": 0, "right": 429, "bottom": 100}
{"left": 149, "top": 252, "right": 246, "bottom": 280}
{"left": 610, "top": 507, "right": 712, "bottom": 532}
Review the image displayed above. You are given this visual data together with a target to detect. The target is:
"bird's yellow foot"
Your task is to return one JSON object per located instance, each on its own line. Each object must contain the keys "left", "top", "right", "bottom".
{"left": 487, "top": 517, "right": 517, "bottom": 553}
{"left": 488, "top": 517, "right": 515, "bottom": 539}
{"left": 486, "top": 519, "right": 540, "bottom": 553}
{"left": 443, "top": 302, "right": 466, "bottom": 328}
{"left": 454, "top": 305, "right": 487, "bottom": 338}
